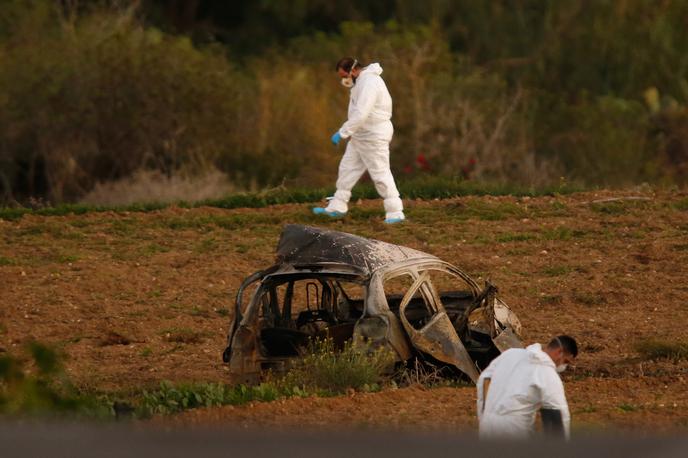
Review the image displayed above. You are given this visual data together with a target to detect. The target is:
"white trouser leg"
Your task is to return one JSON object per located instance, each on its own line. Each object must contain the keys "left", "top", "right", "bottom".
{"left": 355, "top": 138, "right": 404, "bottom": 219}
{"left": 326, "top": 141, "right": 367, "bottom": 214}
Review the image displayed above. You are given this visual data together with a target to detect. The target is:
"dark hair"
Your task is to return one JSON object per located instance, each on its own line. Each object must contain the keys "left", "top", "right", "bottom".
{"left": 548, "top": 335, "right": 578, "bottom": 358}
{"left": 335, "top": 57, "right": 363, "bottom": 72}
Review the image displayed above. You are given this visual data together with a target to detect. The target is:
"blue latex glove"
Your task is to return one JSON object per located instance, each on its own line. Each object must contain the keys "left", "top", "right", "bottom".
{"left": 331, "top": 131, "right": 342, "bottom": 146}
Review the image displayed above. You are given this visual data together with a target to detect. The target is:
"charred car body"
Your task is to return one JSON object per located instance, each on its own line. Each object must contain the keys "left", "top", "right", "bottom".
{"left": 223, "top": 225, "right": 523, "bottom": 383}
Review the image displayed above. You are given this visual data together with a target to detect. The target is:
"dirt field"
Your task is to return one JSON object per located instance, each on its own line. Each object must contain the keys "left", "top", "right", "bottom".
{"left": 1, "top": 189, "right": 688, "bottom": 432}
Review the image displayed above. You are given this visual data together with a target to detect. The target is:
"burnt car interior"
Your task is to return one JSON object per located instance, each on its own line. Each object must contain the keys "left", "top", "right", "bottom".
{"left": 254, "top": 271, "right": 500, "bottom": 371}
{"left": 256, "top": 275, "right": 365, "bottom": 359}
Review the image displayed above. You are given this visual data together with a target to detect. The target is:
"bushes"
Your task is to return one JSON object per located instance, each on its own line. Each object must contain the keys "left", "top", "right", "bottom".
{"left": 0, "top": 1, "right": 242, "bottom": 202}
{"left": 0, "top": 342, "right": 110, "bottom": 417}
{"left": 2, "top": 1, "right": 688, "bottom": 205}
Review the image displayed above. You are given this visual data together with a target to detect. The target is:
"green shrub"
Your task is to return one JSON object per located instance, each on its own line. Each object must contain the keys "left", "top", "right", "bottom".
{"left": 280, "top": 337, "right": 395, "bottom": 395}
{"left": 0, "top": 342, "right": 111, "bottom": 417}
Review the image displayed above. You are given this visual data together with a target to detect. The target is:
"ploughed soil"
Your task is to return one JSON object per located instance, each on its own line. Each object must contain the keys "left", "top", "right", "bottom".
{"left": 1, "top": 189, "right": 688, "bottom": 433}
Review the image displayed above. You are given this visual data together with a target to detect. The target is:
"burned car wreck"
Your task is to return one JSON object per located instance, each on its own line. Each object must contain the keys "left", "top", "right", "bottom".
{"left": 223, "top": 225, "right": 523, "bottom": 383}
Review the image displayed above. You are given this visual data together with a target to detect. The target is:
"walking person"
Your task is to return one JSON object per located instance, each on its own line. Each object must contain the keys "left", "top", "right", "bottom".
{"left": 313, "top": 57, "right": 405, "bottom": 224}
{"left": 476, "top": 335, "right": 578, "bottom": 439}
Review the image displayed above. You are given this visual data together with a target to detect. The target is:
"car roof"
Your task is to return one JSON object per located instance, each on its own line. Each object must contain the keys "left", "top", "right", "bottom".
{"left": 275, "top": 224, "right": 439, "bottom": 275}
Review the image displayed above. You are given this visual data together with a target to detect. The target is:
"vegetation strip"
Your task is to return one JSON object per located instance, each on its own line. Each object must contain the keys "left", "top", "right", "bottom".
{"left": 0, "top": 179, "right": 583, "bottom": 221}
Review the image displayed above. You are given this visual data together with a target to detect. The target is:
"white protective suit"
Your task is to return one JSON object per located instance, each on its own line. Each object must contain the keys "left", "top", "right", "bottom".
{"left": 476, "top": 343, "right": 571, "bottom": 440}
{"left": 326, "top": 63, "right": 404, "bottom": 220}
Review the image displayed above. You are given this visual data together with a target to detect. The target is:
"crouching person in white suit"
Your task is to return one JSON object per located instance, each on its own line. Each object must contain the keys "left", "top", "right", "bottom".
{"left": 477, "top": 335, "right": 578, "bottom": 440}
{"left": 313, "top": 57, "right": 405, "bottom": 224}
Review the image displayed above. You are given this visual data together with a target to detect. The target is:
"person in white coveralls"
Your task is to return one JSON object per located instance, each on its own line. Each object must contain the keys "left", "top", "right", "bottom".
{"left": 313, "top": 57, "right": 405, "bottom": 224}
{"left": 477, "top": 335, "right": 578, "bottom": 439}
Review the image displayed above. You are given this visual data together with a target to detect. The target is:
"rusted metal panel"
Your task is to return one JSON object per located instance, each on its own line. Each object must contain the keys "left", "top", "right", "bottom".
{"left": 404, "top": 311, "right": 480, "bottom": 382}
{"left": 492, "top": 326, "right": 523, "bottom": 352}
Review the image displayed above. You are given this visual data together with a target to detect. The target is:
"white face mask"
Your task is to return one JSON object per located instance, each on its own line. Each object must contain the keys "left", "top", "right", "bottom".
{"left": 556, "top": 364, "right": 567, "bottom": 373}
{"left": 339, "top": 59, "right": 358, "bottom": 88}
{"left": 340, "top": 76, "right": 354, "bottom": 88}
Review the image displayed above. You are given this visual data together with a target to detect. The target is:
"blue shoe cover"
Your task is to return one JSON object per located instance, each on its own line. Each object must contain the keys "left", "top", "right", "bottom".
{"left": 384, "top": 217, "right": 405, "bottom": 224}
{"left": 312, "top": 207, "right": 345, "bottom": 218}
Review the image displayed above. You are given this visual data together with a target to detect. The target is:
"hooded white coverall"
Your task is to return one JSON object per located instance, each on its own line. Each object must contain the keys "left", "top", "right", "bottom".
{"left": 476, "top": 343, "right": 571, "bottom": 439}
{"left": 326, "top": 63, "right": 404, "bottom": 220}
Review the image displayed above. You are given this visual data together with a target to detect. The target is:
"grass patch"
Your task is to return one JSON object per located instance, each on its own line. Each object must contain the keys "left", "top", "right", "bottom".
{"left": 56, "top": 253, "right": 80, "bottom": 263}
{"left": 539, "top": 294, "right": 564, "bottom": 305}
{"left": 589, "top": 199, "right": 651, "bottom": 215}
{"left": 139, "top": 243, "right": 169, "bottom": 256}
{"left": 0, "top": 256, "right": 17, "bottom": 266}
{"left": 541, "top": 227, "right": 587, "bottom": 241}
{"left": 571, "top": 291, "right": 606, "bottom": 306}
{"left": 635, "top": 339, "right": 688, "bottom": 362}
{"left": 194, "top": 237, "right": 217, "bottom": 254}
{"left": 496, "top": 232, "right": 538, "bottom": 243}
{"left": 137, "top": 381, "right": 288, "bottom": 417}
{"left": 161, "top": 328, "right": 205, "bottom": 344}
{"left": 215, "top": 307, "right": 230, "bottom": 317}
{"left": 541, "top": 265, "right": 574, "bottom": 276}
{"left": 670, "top": 198, "right": 688, "bottom": 211}
{"left": 618, "top": 403, "right": 641, "bottom": 412}
{"left": 0, "top": 178, "right": 584, "bottom": 221}
{"left": 576, "top": 405, "right": 597, "bottom": 414}
{"left": 451, "top": 200, "right": 529, "bottom": 221}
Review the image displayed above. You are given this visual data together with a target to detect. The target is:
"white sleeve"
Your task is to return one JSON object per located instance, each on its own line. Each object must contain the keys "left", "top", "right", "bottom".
{"left": 539, "top": 369, "right": 571, "bottom": 439}
{"left": 339, "top": 78, "right": 378, "bottom": 138}
{"left": 476, "top": 357, "right": 499, "bottom": 420}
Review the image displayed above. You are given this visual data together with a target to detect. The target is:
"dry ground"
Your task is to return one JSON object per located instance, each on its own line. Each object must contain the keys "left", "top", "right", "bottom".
{"left": 1, "top": 189, "right": 688, "bottom": 433}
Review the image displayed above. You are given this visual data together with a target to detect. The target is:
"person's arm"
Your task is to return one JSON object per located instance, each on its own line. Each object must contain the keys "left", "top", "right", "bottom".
{"left": 476, "top": 359, "right": 497, "bottom": 420}
{"left": 539, "top": 370, "right": 571, "bottom": 439}
{"left": 338, "top": 78, "right": 379, "bottom": 138}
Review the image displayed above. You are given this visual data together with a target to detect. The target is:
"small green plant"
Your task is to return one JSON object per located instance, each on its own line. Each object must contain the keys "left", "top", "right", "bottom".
{"left": 577, "top": 405, "right": 597, "bottom": 414}
{"left": 140, "top": 347, "right": 153, "bottom": 357}
{"left": 0, "top": 256, "right": 16, "bottom": 266}
{"left": 635, "top": 339, "right": 688, "bottom": 362}
{"left": 280, "top": 337, "right": 395, "bottom": 395}
{"left": 618, "top": 403, "right": 640, "bottom": 412}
